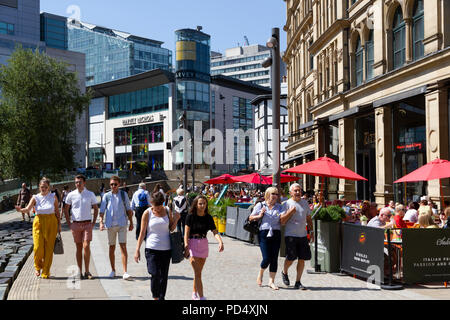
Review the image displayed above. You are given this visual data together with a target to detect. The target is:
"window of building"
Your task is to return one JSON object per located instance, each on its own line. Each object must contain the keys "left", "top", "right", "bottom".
{"left": 108, "top": 85, "right": 169, "bottom": 118}
{"left": 355, "top": 37, "right": 363, "bottom": 86}
{"left": 309, "top": 39, "right": 314, "bottom": 71}
{"left": 0, "top": 21, "right": 14, "bottom": 35}
{"left": 364, "top": 31, "right": 374, "bottom": 81}
{"left": 393, "top": 6, "right": 406, "bottom": 70}
{"left": 412, "top": 0, "right": 424, "bottom": 61}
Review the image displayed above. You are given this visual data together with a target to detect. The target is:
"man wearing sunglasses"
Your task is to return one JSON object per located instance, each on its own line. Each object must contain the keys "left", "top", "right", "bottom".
{"left": 367, "top": 207, "right": 392, "bottom": 228}
{"left": 99, "top": 176, "right": 134, "bottom": 280}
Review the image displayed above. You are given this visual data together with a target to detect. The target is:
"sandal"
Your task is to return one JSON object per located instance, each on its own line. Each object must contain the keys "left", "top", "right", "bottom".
{"left": 35, "top": 270, "right": 40, "bottom": 277}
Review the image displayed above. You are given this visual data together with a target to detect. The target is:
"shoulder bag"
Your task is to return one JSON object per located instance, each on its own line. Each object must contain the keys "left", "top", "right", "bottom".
{"left": 243, "top": 202, "right": 264, "bottom": 234}
{"left": 167, "top": 207, "right": 184, "bottom": 264}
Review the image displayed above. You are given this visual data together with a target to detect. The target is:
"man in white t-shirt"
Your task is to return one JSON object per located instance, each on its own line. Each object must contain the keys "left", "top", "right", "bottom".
{"left": 64, "top": 174, "right": 99, "bottom": 279}
{"left": 280, "top": 183, "right": 313, "bottom": 290}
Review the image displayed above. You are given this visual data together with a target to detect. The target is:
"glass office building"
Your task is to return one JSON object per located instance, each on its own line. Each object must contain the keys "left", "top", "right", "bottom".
{"left": 40, "top": 13, "right": 68, "bottom": 50}
{"left": 67, "top": 19, "right": 172, "bottom": 86}
{"left": 174, "top": 28, "right": 211, "bottom": 168}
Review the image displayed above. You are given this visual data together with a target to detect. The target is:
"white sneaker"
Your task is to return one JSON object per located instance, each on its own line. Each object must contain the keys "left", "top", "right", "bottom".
{"left": 122, "top": 273, "right": 132, "bottom": 280}
{"left": 108, "top": 271, "right": 115, "bottom": 278}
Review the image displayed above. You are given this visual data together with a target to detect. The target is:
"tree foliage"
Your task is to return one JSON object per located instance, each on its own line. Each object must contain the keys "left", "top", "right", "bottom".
{"left": 0, "top": 46, "right": 91, "bottom": 185}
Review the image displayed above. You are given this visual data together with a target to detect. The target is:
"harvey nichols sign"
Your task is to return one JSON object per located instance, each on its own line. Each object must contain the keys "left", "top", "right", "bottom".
{"left": 122, "top": 114, "right": 165, "bottom": 127}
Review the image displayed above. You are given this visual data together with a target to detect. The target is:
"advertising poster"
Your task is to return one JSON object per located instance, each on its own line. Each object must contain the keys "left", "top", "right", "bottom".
{"left": 403, "top": 229, "right": 450, "bottom": 284}
{"left": 341, "top": 223, "right": 385, "bottom": 284}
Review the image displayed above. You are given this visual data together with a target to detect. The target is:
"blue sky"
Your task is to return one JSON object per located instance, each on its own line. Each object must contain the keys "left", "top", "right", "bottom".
{"left": 41, "top": 0, "right": 287, "bottom": 54}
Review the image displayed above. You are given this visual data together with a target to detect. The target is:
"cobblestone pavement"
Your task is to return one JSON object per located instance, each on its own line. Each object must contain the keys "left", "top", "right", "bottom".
{"left": 3, "top": 208, "right": 449, "bottom": 300}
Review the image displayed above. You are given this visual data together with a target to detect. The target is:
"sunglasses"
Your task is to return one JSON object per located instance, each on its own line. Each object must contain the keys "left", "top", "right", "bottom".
{"left": 271, "top": 193, "right": 279, "bottom": 196}
{"left": 110, "top": 183, "right": 119, "bottom": 187}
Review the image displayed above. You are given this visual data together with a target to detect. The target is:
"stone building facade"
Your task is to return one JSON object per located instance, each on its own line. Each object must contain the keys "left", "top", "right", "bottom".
{"left": 283, "top": 0, "right": 450, "bottom": 207}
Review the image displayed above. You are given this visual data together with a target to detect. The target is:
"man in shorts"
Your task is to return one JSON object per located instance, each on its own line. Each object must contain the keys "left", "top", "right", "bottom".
{"left": 99, "top": 176, "right": 134, "bottom": 280}
{"left": 280, "top": 183, "right": 313, "bottom": 290}
{"left": 64, "top": 175, "right": 99, "bottom": 279}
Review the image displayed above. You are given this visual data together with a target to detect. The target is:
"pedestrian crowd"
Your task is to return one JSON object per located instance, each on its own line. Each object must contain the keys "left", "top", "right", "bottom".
{"left": 14, "top": 175, "right": 450, "bottom": 300}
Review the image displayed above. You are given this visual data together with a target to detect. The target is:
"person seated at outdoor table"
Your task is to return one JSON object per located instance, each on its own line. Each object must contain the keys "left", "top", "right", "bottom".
{"left": 360, "top": 200, "right": 371, "bottom": 220}
{"left": 368, "top": 202, "right": 378, "bottom": 220}
{"left": 428, "top": 200, "right": 438, "bottom": 215}
{"left": 391, "top": 204, "right": 407, "bottom": 229}
{"left": 367, "top": 207, "right": 392, "bottom": 228}
{"left": 417, "top": 213, "right": 439, "bottom": 228}
{"left": 441, "top": 207, "right": 450, "bottom": 229}
{"left": 388, "top": 200, "right": 395, "bottom": 214}
{"left": 418, "top": 196, "right": 431, "bottom": 215}
{"left": 404, "top": 202, "right": 418, "bottom": 223}
{"left": 439, "top": 210, "right": 448, "bottom": 228}
{"left": 342, "top": 202, "right": 352, "bottom": 218}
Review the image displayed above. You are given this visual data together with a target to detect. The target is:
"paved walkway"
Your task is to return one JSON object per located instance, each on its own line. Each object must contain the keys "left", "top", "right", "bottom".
{"left": 2, "top": 208, "right": 449, "bottom": 300}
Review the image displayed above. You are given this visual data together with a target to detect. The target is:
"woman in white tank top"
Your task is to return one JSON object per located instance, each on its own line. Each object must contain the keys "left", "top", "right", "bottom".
{"left": 134, "top": 191, "right": 180, "bottom": 300}
{"left": 16, "top": 177, "right": 61, "bottom": 278}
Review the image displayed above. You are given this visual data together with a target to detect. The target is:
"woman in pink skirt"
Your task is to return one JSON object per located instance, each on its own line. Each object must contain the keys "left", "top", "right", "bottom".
{"left": 184, "top": 195, "right": 224, "bottom": 300}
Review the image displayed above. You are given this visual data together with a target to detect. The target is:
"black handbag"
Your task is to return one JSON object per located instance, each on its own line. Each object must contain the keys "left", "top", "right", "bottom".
{"left": 167, "top": 208, "right": 184, "bottom": 264}
{"left": 243, "top": 215, "right": 261, "bottom": 234}
{"left": 54, "top": 232, "right": 64, "bottom": 255}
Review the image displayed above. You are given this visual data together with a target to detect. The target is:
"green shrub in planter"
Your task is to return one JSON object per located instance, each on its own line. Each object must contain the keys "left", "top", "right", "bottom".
{"left": 310, "top": 205, "right": 345, "bottom": 273}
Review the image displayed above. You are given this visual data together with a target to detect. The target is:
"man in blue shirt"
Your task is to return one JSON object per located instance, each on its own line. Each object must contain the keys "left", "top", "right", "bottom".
{"left": 280, "top": 183, "right": 313, "bottom": 290}
{"left": 99, "top": 176, "right": 134, "bottom": 280}
{"left": 131, "top": 183, "right": 151, "bottom": 240}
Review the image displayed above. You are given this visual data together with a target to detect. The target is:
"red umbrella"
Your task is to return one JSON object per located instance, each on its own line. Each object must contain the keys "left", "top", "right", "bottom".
{"left": 282, "top": 156, "right": 367, "bottom": 198}
{"left": 283, "top": 156, "right": 367, "bottom": 181}
{"left": 204, "top": 174, "right": 236, "bottom": 185}
{"left": 231, "top": 173, "right": 272, "bottom": 185}
{"left": 279, "top": 174, "right": 302, "bottom": 183}
{"left": 231, "top": 173, "right": 301, "bottom": 185}
{"left": 393, "top": 158, "right": 450, "bottom": 207}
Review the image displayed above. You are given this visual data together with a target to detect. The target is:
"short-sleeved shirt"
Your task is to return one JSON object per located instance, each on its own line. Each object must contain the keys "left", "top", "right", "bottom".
{"left": 284, "top": 198, "right": 311, "bottom": 237}
{"left": 100, "top": 191, "right": 132, "bottom": 228}
{"left": 65, "top": 188, "right": 97, "bottom": 222}
{"left": 250, "top": 201, "right": 283, "bottom": 233}
{"left": 185, "top": 213, "right": 216, "bottom": 238}
{"left": 367, "top": 216, "right": 385, "bottom": 228}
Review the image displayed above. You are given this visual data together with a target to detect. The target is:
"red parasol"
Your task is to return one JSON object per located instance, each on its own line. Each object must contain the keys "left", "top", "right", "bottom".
{"left": 231, "top": 173, "right": 301, "bottom": 185}
{"left": 283, "top": 156, "right": 367, "bottom": 181}
{"left": 204, "top": 174, "right": 236, "bottom": 185}
{"left": 231, "top": 173, "right": 272, "bottom": 185}
{"left": 393, "top": 158, "right": 450, "bottom": 208}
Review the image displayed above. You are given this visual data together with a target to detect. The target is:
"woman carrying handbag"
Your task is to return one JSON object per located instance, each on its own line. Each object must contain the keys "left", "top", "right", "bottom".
{"left": 16, "top": 177, "right": 61, "bottom": 279}
{"left": 134, "top": 192, "right": 180, "bottom": 300}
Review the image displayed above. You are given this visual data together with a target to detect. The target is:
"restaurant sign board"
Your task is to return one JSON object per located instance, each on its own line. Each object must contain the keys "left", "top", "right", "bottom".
{"left": 403, "top": 229, "right": 450, "bottom": 284}
{"left": 341, "top": 223, "right": 385, "bottom": 284}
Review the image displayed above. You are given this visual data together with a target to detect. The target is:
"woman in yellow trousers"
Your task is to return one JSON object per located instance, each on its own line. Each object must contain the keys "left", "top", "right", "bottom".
{"left": 16, "top": 177, "right": 61, "bottom": 278}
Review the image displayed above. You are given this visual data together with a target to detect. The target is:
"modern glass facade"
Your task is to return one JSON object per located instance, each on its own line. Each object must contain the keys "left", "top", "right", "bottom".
{"left": 174, "top": 28, "right": 211, "bottom": 169}
{"left": 232, "top": 96, "right": 253, "bottom": 172}
{"left": 108, "top": 84, "right": 169, "bottom": 119}
{"left": 40, "top": 13, "right": 67, "bottom": 50}
{"left": 67, "top": 20, "right": 172, "bottom": 86}
{"left": 114, "top": 123, "right": 164, "bottom": 171}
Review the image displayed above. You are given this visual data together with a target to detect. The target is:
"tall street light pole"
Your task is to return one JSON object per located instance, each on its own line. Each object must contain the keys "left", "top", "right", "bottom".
{"left": 179, "top": 111, "right": 188, "bottom": 192}
{"left": 266, "top": 28, "right": 281, "bottom": 192}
